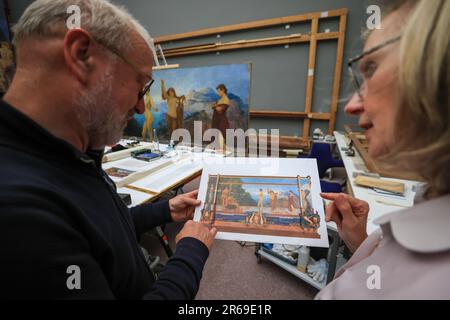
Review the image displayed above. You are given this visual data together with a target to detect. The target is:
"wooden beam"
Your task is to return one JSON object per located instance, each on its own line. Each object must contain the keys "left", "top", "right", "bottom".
{"left": 250, "top": 110, "right": 330, "bottom": 120}
{"left": 160, "top": 43, "right": 216, "bottom": 55}
{"left": 302, "top": 18, "right": 319, "bottom": 139}
{"left": 247, "top": 134, "right": 310, "bottom": 150}
{"left": 163, "top": 33, "right": 304, "bottom": 54}
{"left": 328, "top": 13, "right": 347, "bottom": 134}
{"left": 154, "top": 8, "right": 348, "bottom": 44}
{"left": 153, "top": 64, "right": 180, "bottom": 71}
{"left": 162, "top": 32, "right": 339, "bottom": 58}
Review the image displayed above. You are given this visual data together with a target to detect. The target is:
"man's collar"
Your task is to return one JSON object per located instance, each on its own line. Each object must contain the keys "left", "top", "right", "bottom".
{"left": 0, "top": 99, "right": 103, "bottom": 167}
{"left": 374, "top": 194, "right": 450, "bottom": 253}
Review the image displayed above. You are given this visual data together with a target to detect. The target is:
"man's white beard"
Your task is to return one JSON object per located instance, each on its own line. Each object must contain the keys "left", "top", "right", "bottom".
{"left": 74, "top": 64, "right": 128, "bottom": 149}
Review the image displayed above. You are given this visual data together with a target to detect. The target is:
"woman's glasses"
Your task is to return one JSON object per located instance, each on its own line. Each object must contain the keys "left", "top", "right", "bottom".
{"left": 348, "top": 36, "right": 401, "bottom": 99}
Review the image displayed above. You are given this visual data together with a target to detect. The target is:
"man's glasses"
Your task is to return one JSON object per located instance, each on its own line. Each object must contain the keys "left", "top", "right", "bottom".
{"left": 138, "top": 79, "right": 154, "bottom": 101}
{"left": 95, "top": 39, "right": 154, "bottom": 102}
{"left": 348, "top": 36, "right": 401, "bottom": 100}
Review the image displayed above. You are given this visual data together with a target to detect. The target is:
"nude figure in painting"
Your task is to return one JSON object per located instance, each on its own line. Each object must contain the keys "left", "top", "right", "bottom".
{"left": 161, "top": 79, "right": 185, "bottom": 138}
{"left": 141, "top": 90, "right": 158, "bottom": 141}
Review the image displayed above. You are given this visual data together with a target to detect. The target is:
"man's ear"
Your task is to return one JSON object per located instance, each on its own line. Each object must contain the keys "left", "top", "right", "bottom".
{"left": 63, "top": 29, "right": 94, "bottom": 84}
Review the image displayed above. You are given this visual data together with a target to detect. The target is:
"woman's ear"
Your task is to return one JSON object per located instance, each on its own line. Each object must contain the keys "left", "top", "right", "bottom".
{"left": 63, "top": 29, "right": 93, "bottom": 84}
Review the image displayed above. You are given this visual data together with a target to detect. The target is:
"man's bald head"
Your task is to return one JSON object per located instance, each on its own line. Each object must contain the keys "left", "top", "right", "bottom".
{"left": 13, "top": 0, "right": 154, "bottom": 57}
{"left": 6, "top": 0, "right": 155, "bottom": 151}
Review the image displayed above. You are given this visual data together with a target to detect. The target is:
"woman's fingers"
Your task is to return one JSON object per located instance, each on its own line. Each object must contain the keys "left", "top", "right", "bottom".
{"left": 320, "top": 192, "right": 342, "bottom": 201}
{"left": 348, "top": 197, "right": 370, "bottom": 216}
{"left": 325, "top": 202, "right": 342, "bottom": 228}
{"left": 322, "top": 193, "right": 367, "bottom": 215}
{"left": 334, "top": 194, "right": 357, "bottom": 224}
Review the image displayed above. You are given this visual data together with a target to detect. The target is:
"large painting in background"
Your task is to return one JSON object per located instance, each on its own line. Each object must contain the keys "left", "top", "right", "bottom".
{"left": 0, "top": 0, "right": 14, "bottom": 95}
{"left": 124, "top": 63, "right": 251, "bottom": 144}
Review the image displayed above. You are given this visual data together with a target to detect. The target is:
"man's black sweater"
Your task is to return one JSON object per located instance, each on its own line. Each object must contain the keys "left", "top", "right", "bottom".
{"left": 0, "top": 99, "right": 209, "bottom": 299}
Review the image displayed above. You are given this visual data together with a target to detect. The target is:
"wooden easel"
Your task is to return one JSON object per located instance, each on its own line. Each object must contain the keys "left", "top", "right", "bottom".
{"left": 154, "top": 8, "right": 348, "bottom": 146}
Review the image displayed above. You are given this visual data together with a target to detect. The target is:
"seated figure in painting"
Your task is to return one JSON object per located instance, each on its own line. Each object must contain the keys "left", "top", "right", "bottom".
{"left": 220, "top": 186, "right": 230, "bottom": 209}
{"left": 300, "top": 208, "right": 321, "bottom": 231}
{"left": 246, "top": 211, "right": 264, "bottom": 225}
{"left": 225, "top": 193, "right": 241, "bottom": 211}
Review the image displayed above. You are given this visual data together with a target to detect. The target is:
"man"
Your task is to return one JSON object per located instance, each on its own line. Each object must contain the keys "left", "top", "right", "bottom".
{"left": 257, "top": 189, "right": 265, "bottom": 225}
{"left": 288, "top": 191, "right": 296, "bottom": 212}
{"left": 0, "top": 0, "right": 216, "bottom": 299}
{"left": 161, "top": 79, "right": 183, "bottom": 137}
{"left": 221, "top": 186, "right": 230, "bottom": 209}
{"left": 268, "top": 189, "right": 278, "bottom": 212}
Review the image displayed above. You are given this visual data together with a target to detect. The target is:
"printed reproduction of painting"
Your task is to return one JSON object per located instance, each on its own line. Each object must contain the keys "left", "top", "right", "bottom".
{"left": 104, "top": 167, "right": 135, "bottom": 178}
{"left": 124, "top": 63, "right": 251, "bottom": 144}
{"left": 0, "top": 0, "right": 14, "bottom": 95}
{"left": 194, "top": 158, "right": 329, "bottom": 247}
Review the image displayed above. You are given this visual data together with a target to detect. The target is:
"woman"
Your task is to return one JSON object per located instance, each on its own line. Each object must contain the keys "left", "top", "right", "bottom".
{"left": 141, "top": 90, "right": 158, "bottom": 142}
{"left": 211, "top": 84, "right": 230, "bottom": 140}
{"left": 316, "top": 0, "right": 450, "bottom": 299}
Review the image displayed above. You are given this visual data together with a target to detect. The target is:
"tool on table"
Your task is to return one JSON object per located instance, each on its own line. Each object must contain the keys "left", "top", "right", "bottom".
{"left": 131, "top": 149, "right": 162, "bottom": 162}
{"left": 352, "top": 171, "right": 380, "bottom": 179}
{"left": 353, "top": 173, "right": 405, "bottom": 196}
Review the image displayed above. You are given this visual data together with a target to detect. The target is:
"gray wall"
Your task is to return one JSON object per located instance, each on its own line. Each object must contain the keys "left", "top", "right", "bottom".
{"left": 9, "top": 0, "right": 370, "bottom": 136}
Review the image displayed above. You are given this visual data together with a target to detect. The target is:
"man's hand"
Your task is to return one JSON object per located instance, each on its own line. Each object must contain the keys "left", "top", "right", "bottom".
{"left": 321, "top": 193, "right": 369, "bottom": 253}
{"left": 176, "top": 220, "right": 217, "bottom": 252}
{"left": 169, "top": 190, "right": 201, "bottom": 223}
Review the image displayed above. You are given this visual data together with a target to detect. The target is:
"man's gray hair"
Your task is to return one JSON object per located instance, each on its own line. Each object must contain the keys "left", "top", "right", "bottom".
{"left": 13, "top": 0, "right": 154, "bottom": 55}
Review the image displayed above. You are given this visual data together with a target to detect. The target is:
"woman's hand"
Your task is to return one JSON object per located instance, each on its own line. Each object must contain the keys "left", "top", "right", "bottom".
{"left": 321, "top": 193, "right": 369, "bottom": 253}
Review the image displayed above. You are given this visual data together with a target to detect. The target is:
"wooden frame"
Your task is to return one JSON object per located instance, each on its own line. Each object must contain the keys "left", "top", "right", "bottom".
{"left": 154, "top": 9, "right": 348, "bottom": 140}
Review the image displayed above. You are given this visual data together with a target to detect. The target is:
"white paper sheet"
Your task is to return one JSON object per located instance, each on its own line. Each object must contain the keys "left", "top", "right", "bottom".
{"left": 129, "top": 159, "right": 202, "bottom": 193}
{"left": 194, "top": 158, "right": 329, "bottom": 247}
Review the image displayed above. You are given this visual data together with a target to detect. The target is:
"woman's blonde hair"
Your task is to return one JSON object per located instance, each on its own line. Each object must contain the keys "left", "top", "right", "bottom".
{"left": 386, "top": 0, "right": 450, "bottom": 197}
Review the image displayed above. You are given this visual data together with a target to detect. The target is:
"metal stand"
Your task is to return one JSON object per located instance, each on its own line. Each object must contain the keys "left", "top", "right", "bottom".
{"left": 254, "top": 225, "right": 343, "bottom": 290}
{"left": 153, "top": 184, "right": 185, "bottom": 258}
